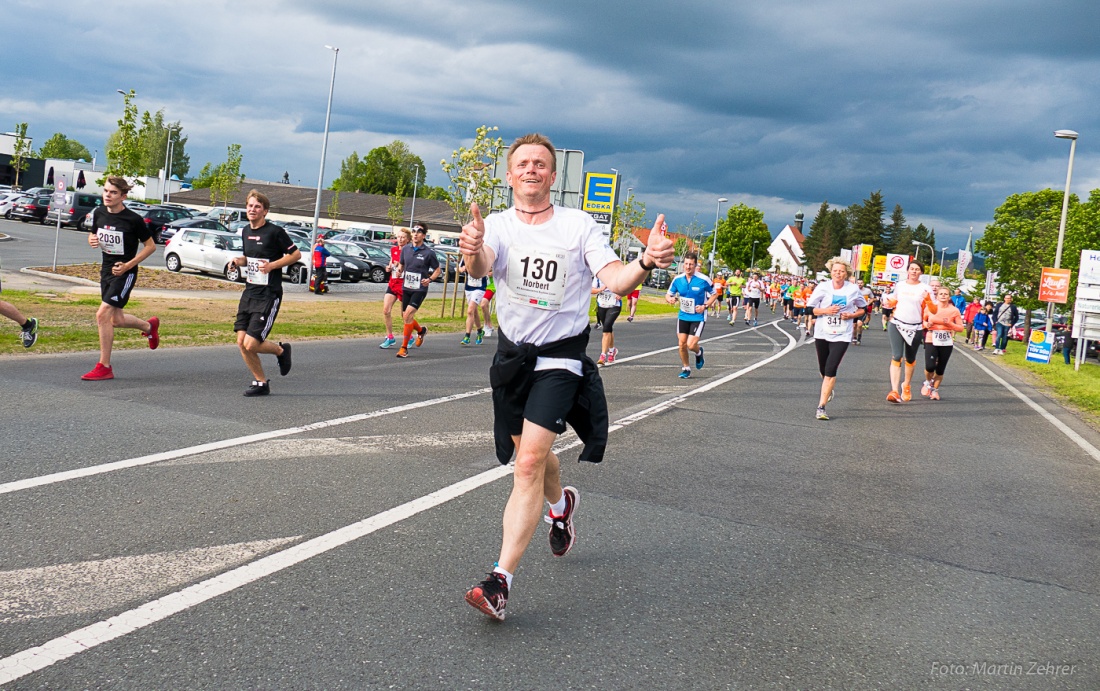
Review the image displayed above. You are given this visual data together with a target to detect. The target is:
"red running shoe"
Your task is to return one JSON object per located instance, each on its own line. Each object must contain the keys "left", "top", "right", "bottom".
{"left": 81, "top": 363, "right": 114, "bottom": 381}
{"left": 145, "top": 316, "right": 160, "bottom": 350}
{"left": 465, "top": 572, "right": 508, "bottom": 621}
{"left": 545, "top": 486, "right": 579, "bottom": 557}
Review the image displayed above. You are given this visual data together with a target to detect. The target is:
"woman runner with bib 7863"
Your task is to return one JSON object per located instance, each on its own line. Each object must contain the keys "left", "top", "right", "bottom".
{"left": 882, "top": 261, "right": 936, "bottom": 403}
{"left": 806, "top": 256, "right": 867, "bottom": 420}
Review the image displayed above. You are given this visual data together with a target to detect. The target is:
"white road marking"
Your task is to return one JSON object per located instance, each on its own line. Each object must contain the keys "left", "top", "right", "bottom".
{"left": 0, "top": 537, "right": 300, "bottom": 623}
{"left": 158, "top": 432, "right": 494, "bottom": 467}
{"left": 0, "top": 323, "right": 800, "bottom": 684}
{"left": 0, "top": 320, "right": 787, "bottom": 495}
{"left": 957, "top": 349, "right": 1100, "bottom": 462}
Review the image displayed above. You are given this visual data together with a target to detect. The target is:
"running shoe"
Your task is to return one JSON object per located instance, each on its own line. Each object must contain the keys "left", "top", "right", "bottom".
{"left": 461, "top": 335, "right": 471, "bottom": 345}
{"left": 753, "top": 319, "right": 758, "bottom": 327}
{"left": 144, "top": 316, "right": 160, "bottom": 350}
{"left": 594, "top": 322, "right": 602, "bottom": 330}
{"left": 695, "top": 345, "right": 705, "bottom": 370}
{"left": 379, "top": 336, "right": 396, "bottom": 349}
{"left": 597, "top": 353, "right": 606, "bottom": 366}
{"left": 20, "top": 317, "right": 38, "bottom": 348}
{"left": 828, "top": 388, "right": 834, "bottom": 403}
{"left": 929, "top": 389, "right": 941, "bottom": 401}
{"left": 886, "top": 391, "right": 901, "bottom": 403}
{"left": 679, "top": 368, "right": 691, "bottom": 379}
{"left": 627, "top": 316, "right": 633, "bottom": 322}
{"left": 816, "top": 407, "right": 829, "bottom": 420}
{"left": 277, "top": 343, "right": 292, "bottom": 376}
{"left": 475, "top": 329, "right": 483, "bottom": 346}
{"left": 901, "top": 383, "right": 912, "bottom": 402}
{"left": 465, "top": 572, "right": 508, "bottom": 621}
{"left": 243, "top": 380, "right": 270, "bottom": 397}
{"left": 483, "top": 327, "right": 493, "bottom": 338}
{"left": 81, "top": 363, "right": 114, "bottom": 381}
{"left": 396, "top": 347, "right": 409, "bottom": 358}
{"left": 607, "top": 347, "right": 617, "bottom": 364}
{"left": 415, "top": 326, "right": 427, "bottom": 347}
{"left": 546, "top": 486, "right": 579, "bottom": 557}
{"left": 921, "top": 381, "right": 932, "bottom": 397}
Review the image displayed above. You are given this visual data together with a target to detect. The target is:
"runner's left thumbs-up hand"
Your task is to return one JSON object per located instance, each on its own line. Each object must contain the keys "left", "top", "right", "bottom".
{"left": 644, "top": 214, "right": 675, "bottom": 269}
{"left": 459, "top": 202, "right": 485, "bottom": 256}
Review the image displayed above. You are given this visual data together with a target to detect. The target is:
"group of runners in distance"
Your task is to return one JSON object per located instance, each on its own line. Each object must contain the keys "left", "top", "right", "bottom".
{"left": 1, "top": 134, "right": 988, "bottom": 623}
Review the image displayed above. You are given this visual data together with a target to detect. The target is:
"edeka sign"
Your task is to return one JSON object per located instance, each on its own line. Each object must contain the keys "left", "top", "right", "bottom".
{"left": 1025, "top": 329, "right": 1055, "bottom": 364}
{"left": 581, "top": 172, "right": 618, "bottom": 214}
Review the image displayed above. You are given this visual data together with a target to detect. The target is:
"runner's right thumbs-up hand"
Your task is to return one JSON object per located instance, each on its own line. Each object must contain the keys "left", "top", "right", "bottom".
{"left": 459, "top": 203, "right": 485, "bottom": 256}
{"left": 644, "top": 214, "right": 675, "bottom": 269}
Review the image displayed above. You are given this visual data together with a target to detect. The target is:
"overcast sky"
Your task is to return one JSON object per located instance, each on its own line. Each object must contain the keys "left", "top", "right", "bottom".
{"left": 5, "top": 0, "right": 1099, "bottom": 248}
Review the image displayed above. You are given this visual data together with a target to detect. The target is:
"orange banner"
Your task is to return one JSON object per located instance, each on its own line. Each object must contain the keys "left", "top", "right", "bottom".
{"left": 1038, "top": 267, "right": 1071, "bottom": 303}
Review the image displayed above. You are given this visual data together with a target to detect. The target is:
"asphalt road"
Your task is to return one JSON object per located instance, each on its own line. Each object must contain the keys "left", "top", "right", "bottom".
{"left": 0, "top": 301, "right": 1098, "bottom": 689}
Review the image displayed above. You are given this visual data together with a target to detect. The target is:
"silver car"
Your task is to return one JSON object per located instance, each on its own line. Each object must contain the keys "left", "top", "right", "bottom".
{"left": 164, "top": 229, "right": 245, "bottom": 282}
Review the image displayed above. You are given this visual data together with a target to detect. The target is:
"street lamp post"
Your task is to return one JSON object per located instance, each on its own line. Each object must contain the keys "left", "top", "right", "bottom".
{"left": 709, "top": 197, "right": 729, "bottom": 274}
{"left": 409, "top": 163, "right": 419, "bottom": 228}
{"left": 308, "top": 45, "right": 339, "bottom": 290}
{"left": 750, "top": 240, "right": 760, "bottom": 270}
{"left": 620, "top": 186, "right": 633, "bottom": 260}
{"left": 1050, "top": 129, "right": 1078, "bottom": 334}
{"left": 161, "top": 125, "right": 177, "bottom": 202}
{"left": 939, "top": 247, "right": 948, "bottom": 277}
{"left": 912, "top": 240, "right": 933, "bottom": 269}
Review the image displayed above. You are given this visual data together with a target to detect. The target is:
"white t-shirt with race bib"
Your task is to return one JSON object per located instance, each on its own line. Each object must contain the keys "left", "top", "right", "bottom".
{"left": 887, "top": 280, "right": 934, "bottom": 324}
{"left": 807, "top": 281, "right": 867, "bottom": 342}
{"left": 485, "top": 207, "right": 620, "bottom": 372}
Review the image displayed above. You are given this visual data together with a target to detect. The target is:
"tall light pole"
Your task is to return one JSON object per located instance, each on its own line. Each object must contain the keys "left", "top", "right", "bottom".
{"left": 750, "top": 240, "right": 760, "bottom": 270}
{"left": 939, "top": 247, "right": 948, "bottom": 277}
{"left": 619, "top": 186, "right": 633, "bottom": 260}
{"left": 1050, "top": 129, "right": 1078, "bottom": 333}
{"left": 708, "top": 197, "right": 728, "bottom": 274}
{"left": 912, "top": 240, "right": 933, "bottom": 270}
{"left": 166, "top": 133, "right": 178, "bottom": 202}
{"left": 161, "top": 125, "right": 177, "bottom": 202}
{"left": 308, "top": 45, "right": 339, "bottom": 289}
{"left": 408, "top": 163, "right": 419, "bottom": 228}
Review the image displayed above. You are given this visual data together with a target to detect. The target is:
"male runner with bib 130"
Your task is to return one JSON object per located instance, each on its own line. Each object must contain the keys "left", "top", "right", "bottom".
{"left": 230, "top": 190, "right": 300, "bottom": 396}
{"left": 458, "top": 133, "right": 674, "bottom": 621}
{"left": 82, "top": 176, "right": 160, "bottom": 381}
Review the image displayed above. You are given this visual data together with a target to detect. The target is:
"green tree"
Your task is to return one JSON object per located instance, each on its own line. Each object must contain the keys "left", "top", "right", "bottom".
{"left": 106, "top": 107, "right": 189, "bottom": 179}
{"left": 848, "top": 190, "right": 885, "bottom": 247}
{"left": 440, "top": 125, "right": 505, "bottom": 225}
{"left": 38, "top": 133, "right": 92, "bottom": 162}
{"left": 612, "top": 191, "right": 648, "bottom": 258}
{"left": 362, "top": 146, "right": 401, "bottom": 194}
{"left": 104, "top": 90, "right": 143, "bottom": 183}
{"left": 385, "top": 140, "right": 425, "bottom": 192}
{"left": 912, "top": 223, "right": 936, "bottom": 260}
{"left": 715, "top": 203, "right": 771, "bottom": 271}
{"left": 884, "top": 204, "right": 907, "bottom": 253}
{"left": 327, "top": 191, "right": 341, "bottom": 229}
{"left": 332, "top": 151, "right": 365, "bottom": 192}
{"left": 10, "top": 122, "right": 32, "bottom": 189}
{"left": 200, "top": 144, "right": 244, "bottom": 208}
{"left": 801, "top": 201, "right": 846, "bottom": 272}
{"left": 387, "top": 179, "right": 407, "bottom": 227}
{"left": 674, "top": 216, "right": 705, "bottom": 257}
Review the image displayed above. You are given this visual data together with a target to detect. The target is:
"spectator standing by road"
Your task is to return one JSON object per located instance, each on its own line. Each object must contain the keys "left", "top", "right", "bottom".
{"left": 992, "top": 294, "right": 1019, "bottom": 355}
{"left": 230, "top": 190, "right": 300, "bottom": 396}
{"left": 963, "top": 296, "right": 982, "bottom": 345}
{"left": 82, "top": 176, "right": 160, "bottom": 381}
{"left": 972, "top": 302, "right": 994, "bottom": 351}
{"left": 311, "top": 237, "right": 331, "bottom": 294}
{"left": 950, "top": 288, "right": 967, "bottom": 313}
{"left": 457, "top": 133, "right": 674, "bottom": 621}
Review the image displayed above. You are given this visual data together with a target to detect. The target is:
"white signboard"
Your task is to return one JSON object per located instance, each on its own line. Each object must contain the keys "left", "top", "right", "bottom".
{"left": 1080, "top": 249, "right": 1100, "bottom": 285}
{"left": 885, "top": 253, "right": 908, "bottom": 282}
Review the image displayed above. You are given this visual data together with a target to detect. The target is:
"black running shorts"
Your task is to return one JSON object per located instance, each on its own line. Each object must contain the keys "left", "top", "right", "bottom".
{"left": 100, "top": 268, "right": 139, "bottom": 309}
{"left": 677, "top": 319, "right": 705, "bottom": 338}
{"left": 495, "top": 367, "right": 582, "bottom": 436}
{"left": 235, "top": 294, "right": 282, "bottom": 342}
{"left": 401, "top": 289, "right": 427, "bottom": 311}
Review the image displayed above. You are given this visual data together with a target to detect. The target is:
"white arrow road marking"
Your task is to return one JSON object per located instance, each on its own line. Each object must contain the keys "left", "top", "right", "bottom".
{"left": 0, "top": 537, "right": 300, "bottom": 623}
{"left": 159, "top": 431, "right": 495, "bottom": 467}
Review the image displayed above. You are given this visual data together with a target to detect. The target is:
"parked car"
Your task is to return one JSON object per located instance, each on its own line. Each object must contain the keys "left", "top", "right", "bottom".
{"left": 140, "top": 205, "right": 195, "bottom": 243}
{"left": 1055, "top": 331, "right": 1099, "bottom": 358}
{"left": 1009, "top": 316, "right": 1068, "bottom": 341}
{"left": 644, "top": 268, "right": 672, "bottom": 290}
{"left": 324, "top": 243, "right": 368, "bottom": 283}
{"left": 202, "top": 207, "right": 248, "bottom": 225}
{"left": 327, "top": 240, "right": 389, "bottom": 283}
{"left": 10, "top": 194, "right": 52, "bottom": 224}
{"left": 164, "top": 229, "right": 245, "bottom": 281}
{"left": 157, "top": 203, "right": 200, "bottom": 216}
{"left": 160, "top": 216, "right": 230, "bottom": 244}
{"left": 0, "top": 192, "right": 27, "bottom": 219}
{"left": 44, "top": 191, "right": 102, "bottom": 228}
{"left": 123, "top": 200, "right": 151, "bottom": 212}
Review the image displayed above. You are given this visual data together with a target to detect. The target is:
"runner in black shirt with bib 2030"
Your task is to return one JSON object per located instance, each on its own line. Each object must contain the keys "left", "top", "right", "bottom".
{"left": 82, "top": 175, "right": 160, "bottom": 381}
{"left": 230, "top": 190, "right": 301, "bottom": 396}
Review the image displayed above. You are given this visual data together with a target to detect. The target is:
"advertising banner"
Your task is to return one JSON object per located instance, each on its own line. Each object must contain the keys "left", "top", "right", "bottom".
{"left": 1025, "top": 330, "right": 1055, "bottom": 364}
{"left": 858, "top": 244, "right": 873, "bottom": 271}
{"left": 885, "top": 253, "right": 908, "bottom": 282}
{"left": 1038, "top": 267, "right": 1071, "bottom": 303}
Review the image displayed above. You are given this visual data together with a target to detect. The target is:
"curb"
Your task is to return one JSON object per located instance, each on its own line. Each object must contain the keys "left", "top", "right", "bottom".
{"left": 19, "top": 267, "right": 99, "bottom": 286}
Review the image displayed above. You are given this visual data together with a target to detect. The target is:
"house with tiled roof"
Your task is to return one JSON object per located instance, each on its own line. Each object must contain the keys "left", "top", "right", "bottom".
{"left": 766, "top": 210, "right": 807, "bottom": 275}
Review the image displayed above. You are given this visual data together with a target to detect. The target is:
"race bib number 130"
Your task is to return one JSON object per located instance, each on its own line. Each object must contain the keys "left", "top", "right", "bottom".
{"left": 508, "top": 246, "right": 568, "bottom": 310}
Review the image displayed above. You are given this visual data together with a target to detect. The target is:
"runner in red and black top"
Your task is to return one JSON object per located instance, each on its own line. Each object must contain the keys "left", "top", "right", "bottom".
{"left": 81, "top": 175, "right": 160, "bottom": 381}
{"left": 230, "top": 190, "right": 301, "bottom": 396}
{"left": 379, "top": 227, "right": 411, "bottom": 348}
{"left": 394, "top": 223, "right": 441, "bottom": 358}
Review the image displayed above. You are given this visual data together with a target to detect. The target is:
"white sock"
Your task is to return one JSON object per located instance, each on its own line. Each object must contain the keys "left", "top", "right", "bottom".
{"left": 548, "top": 493, "right": 568, "bottom": 516}
{"left": 492, "top": 565, "right": 513, "bottom": 589}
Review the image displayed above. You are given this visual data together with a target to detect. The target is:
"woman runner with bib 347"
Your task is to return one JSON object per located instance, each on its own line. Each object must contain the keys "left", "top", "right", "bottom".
{"left": 882, "top": 261, "right": 936, "bottom": 403}
{"left": 806, "top": 256, "right": 867, "bottom": 420}
{"left": 921, "top": 286, "right": 964, "bottom": 400}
